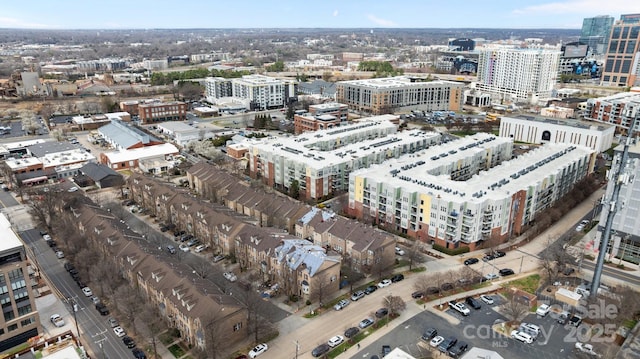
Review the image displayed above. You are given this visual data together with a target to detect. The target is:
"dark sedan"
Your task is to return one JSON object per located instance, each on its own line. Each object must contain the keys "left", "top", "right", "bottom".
{"left": 391, "top": 274, "right": 404, "bottom": 283}
{"left": 311, "top": 343, "right": 331, "bottom": 357}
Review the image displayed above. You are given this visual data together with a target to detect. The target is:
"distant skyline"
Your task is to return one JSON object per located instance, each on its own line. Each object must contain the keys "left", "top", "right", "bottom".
{"left": 1, "top": 0, "right": 640, "bottom": 30}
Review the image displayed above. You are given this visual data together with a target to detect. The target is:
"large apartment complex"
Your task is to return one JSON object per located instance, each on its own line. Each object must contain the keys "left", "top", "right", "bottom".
{"left": 204, "top": 75, "right": 295, "bottom": 110}
{"left": 0, "top": 214, "right": 41, "bottom": 352}
{"left": 584, "top": 92, "right": 640, "bottom": 134}
{"left": 335, "top": 76, "right": 464, "bottom": 115}
{"left": 476, "top": 48, "right": 561, "bottom": 104}
{"left": 347, "top": 133, "right": 594, "bottom": 249}
{"left": 601, "top": 14, "right": 640, "bottom": 87}
{"left": 247, "top": 115, "right": 442, "bottom": 199}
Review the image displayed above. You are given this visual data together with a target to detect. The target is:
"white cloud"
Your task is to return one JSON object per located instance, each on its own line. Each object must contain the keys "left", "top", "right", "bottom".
{"left": 366, "top": 14, "right": 396, "bottom": 27}
{"left": 0, "top": 17, "right": 54, "bottom": 29}
{"left": 333, "top": 10, "right": 339, "bottom": 17}
{"left": 513, "top": 0, "right": 640, "bottom": 15}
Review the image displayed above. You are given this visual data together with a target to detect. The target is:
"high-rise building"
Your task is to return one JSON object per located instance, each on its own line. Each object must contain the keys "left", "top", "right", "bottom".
{"left": 476, "top": 48, "right": 561, "bottom": 104}
{"left": 601, "top": 14, "right": 640, "bottom": 87}
{"left": 580, "top": 15, "right": 614, "bottom": 55}
{"left": 0, "top": 214, "right": 41, "bottom": 352}
{"left": 204, "top": 75, "right": 295, "bottom": 110}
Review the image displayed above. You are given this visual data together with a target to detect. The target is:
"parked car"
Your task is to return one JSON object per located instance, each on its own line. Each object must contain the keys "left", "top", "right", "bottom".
{"left": 50, "top": 314, "right": 65, "bottom": 327}
{"left": 166, "top": 245, "right": 177, "bottom": 254}
{"left": 576, "top": 224, "right": 585, "bottom": 232}
{"left": 482, "top": 253, "right": 495, "bottom": 262}
{"left": 390, "top": 274, "right": 404, "bottom": 283}
{"left": 375, "top": 308, "right": 389, "bottom": 318}
{"left": 132, "top": 348, "right": 147, "bottom": 359}
{"left": 55, "top": 250, "right": 64, "bottom": 259}
{"left": 67, "top": 186, "right": 79, "bottom": 192}
{"left": 82, "top": 287, "right": 93, "bottom": 297}
{"left": 438, "top": 336, "right": 457, "bottom": 353}
{"left": 483, "top": 273, "right": 499, "bottom": 281}
{"left": 364, "top": 285, "right": 377, "bottom": 295}
{"left": 429, "top": 335, "right": 444, "bottom": 347}
{"left": 212, "top": 254, "right": 225, "bottom": 262}
{"left": 519, "top": 323, "right": 540, "bottom": 338}
{"left": 344, "top": 327, "right": 359, "bottom": 338}
{"left": 426, "top": 287, "right": 440, "bottom": 295}
{"left": 359, "top": 317, "right": 374, "bottom": 329}
{"left": 421, "top": 327, "right": 438, "bottom": 341}
{"left": 248, "top": 343, "right": 268, "bottom": 358}
{"left": 108, "top": 317, "right": 119, "bottom": 327}
{"left": 96, "top": 302, "right": 109, "bottom": 316}
{"left": 334, "top": 299, "right": 350, "bottom": 311}
{"left": 327, "top": 335, "right": 344, "bottom": 347}
{"left": 351, "top": 291, "right": 365, "bottom": 301}
{"left": 381, "top": 345, "right": 391, "bottom": 356}
{"left": 395, "top": 246, "right": 405, "bottom": 256}
{"left": 411, "top": 291, "right": 424, "bottom": 299}
{"left": 499, "top": 268, "right": 515, "bottom": 276}
{"left": 536, "top": 303, "right": 551, "bottom": 317}
{"left": 179, "top": 243, "right": 190, "bottom": 252}
{"left": 377, "top": 279, "right": 392, "bottom": 288}
{"left": 463, "top": 258, "right": 479, "bottom": 265}
{"left": 223, "top": 272, "right": 237, "bottom": 282}
{"left": 480, "top": 295, "right": 494, "bottom": 305}
{"left": 448, "top": 301, "right": 470, "bottom": 316}
{"left": 311, "top": 343, "right": 330, "bottom": 357}
{"left": 558, "top": 311, "right": 570, "bottom": 325}
{"left": 570, "top": 315, "right": 583, "bottom": 327}
{"left": 194, "top": 244, "right": 206, "bottom": 253}
{"left": 122, "top": 336, "right": 136, "bottom": 348}
{"left": 465, "top": 297, "right": 482, "bottom": 310}
{"left": 494, "top": 251, "right": 506, "bottom": 258}
{"left": 511, "top": 330, "right": 533, "bottom": 344}
{"left": 575, "top": 342, "right": 599, "bottom": 356}
{"left": 113, "top": 326, "right": 126, "bottom": 337}
{"left": 448, "top": 341, "right": 469, "bottom": 357}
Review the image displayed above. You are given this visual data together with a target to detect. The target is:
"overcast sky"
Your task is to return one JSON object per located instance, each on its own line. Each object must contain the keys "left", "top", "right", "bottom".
{"left": 1, "top": 0, "right": 640, "bottom": 29}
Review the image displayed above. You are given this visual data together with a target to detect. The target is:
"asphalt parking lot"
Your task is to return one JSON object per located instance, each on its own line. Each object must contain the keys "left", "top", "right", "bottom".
{"left": 355, "top": 294, "right": 579, "bottom": 359}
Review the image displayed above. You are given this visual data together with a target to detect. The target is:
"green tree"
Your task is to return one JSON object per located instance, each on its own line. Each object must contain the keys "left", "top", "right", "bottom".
{"left": 289, "top": 180, "right": 300, "bottom": 199}
{"left": 266, "top": 60, "right": 285, "bottom": 72}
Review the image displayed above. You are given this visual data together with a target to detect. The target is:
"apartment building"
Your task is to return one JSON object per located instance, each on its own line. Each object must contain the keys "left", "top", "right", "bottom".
{"left": 0, "top": 213, "right": 41, "bottom": 352}
{"left": 476, "top": 48, "right": 561, "bottom": 104}
{"left": 138, "top": 101, "right": 188, "bottom": 123}
{"left": 601, "top": 14, "right": 640, "bottom": 87}
{"left": 336, "top": 76, "right": 464, "bottom": 115}
{"left": 348, "top": 134, "right": 594, "bottom": 249}
{"left": 594, "top": 141, "right": 640, "bottom": 264}
{"left": 293, "top": 102, "right": 349, "bottom": 134}
{"left": 584, "top": 92, "right": 640, "bottom": 134}
{"left": 204, "top": 75, "right": 295, "bottom": 110}
{"left": 309, "top": 102, "right": 349, "bottom": 121}
{"left": 68, "top": 200, "right": 247, "bottom": 350}
{"left": 247, "top": 115, "right": 442, "bottom": 200}
{"left": 204, "top": 77, "right": 233, "bottom": 100}
{"left": 499, "top": 115, "right": 615, "bottom": 153}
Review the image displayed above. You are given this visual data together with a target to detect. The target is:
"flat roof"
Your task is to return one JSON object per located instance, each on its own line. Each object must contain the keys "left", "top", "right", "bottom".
{"left": 354, "top": 135, "right": 592, "bottom": 202}
{"left": 337, "top": 76, "right": 462, "bottom": 90}
{"left": 0, "top": 213, "right": 22, "bottom": 252}
{"left": 309, "top": 102, "right": 347, "bottom": 110}
{"left": 103, "top": 143, "right": 179, "bottom": 163}
{"left": 157, "top": 121, "right": 200, "bottom": 133}
{"left": 41, "top": 148, "right": 96, "bottom": 168}
{"left": 508, "top": 115, "right": 614, "bottom": 132}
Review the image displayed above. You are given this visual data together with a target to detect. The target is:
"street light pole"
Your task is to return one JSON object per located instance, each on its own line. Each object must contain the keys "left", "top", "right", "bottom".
{"left": 67, "top": 297, "right": 81, "bottom": 347}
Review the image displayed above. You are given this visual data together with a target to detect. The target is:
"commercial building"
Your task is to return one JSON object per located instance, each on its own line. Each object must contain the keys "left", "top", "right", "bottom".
{"left": 580, "top": 15, "right": 614, "bottom": 55}
{"left": 499, "top": 115, "right": 615, "bottom": 152}
{"left": 0, "top": 213, "right": 41, "bottom": 352}
{"left": 476, "top": 48, "right": 561, "bottom": 104}
{"left": 156, "top": 121, "right": 201, "bottom": 146}
{"left": 248, "top": 115, "right": 442, "bottom": 199}
{"left": 98, "top": 120, "right": 163, "bottom": 150}
{"left": 335, "top": 76, "right": 464, "bottom": 115}
{"left": 100, "top": 143, "right": 179, "bottom": 173}
{"left": 138, "top": 101, "right": 188, "bottom": 123}
{"left": 594, "top": 141, "right": 640, "bottom": 264}
{"left": 308, "top": 102, "right": 348, "bottom": 121}
{"left": 584, "top": 92, "right": 640, "bottom": 134}
{"left": 601, "top": 14, "right": 640, "bottom": 87}
{"left": 347, "top": 133, "right": 594, "bottom": 249}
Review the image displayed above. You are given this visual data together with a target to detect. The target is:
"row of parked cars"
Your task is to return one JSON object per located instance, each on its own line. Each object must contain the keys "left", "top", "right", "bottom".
{"left": 421, "top": 327, "right": 469, "bottom": 358}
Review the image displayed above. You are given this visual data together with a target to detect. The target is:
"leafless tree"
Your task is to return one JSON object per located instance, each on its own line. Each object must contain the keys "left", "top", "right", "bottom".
{"left": 25, "top": 188, "right": 61, "bottom": 231}
{"left": 383, "top": 295, "right": 406, "bottom": 316}
{"left": 502, "top": 295, "right": 530, "bottom": 324}
{"left": 193, "top": 311, "right": 232, "bottom": 359}
{"left": 413, "top": 274, "right": 432, "bottom": 295}
{"left": 309, "top": 272, "right": 332, "bottom": 306}
{"left": 405, "top": 239, "right": 424, "bottom": 270}
{"left": 114, "top": 284, "right": 144, "bottom": 335}
{"left": 237, "top": 286, "right": 273, "bottom": 343}
{"left": 138, "top": 306, "right": 167, "bottom": 359}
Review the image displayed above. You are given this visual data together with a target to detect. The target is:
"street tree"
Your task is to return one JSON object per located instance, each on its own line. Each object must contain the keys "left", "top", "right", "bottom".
{"left": 114, "top": 284, "right": 144, "bottom": 335}
{"left": 405, "top": 239, "right": 424, "bottom": 270}
{"left": 309, "top": 272, "right": 332, "bottom": 306}
{"left": 384, "top": 295, "right": 406, "bottom": 316}
{"left": 237, "top": 286, "right": 274, "bottom": 343}
{"left": 138, "top": 306, "right": 167, "bottom": 359}
{"left": 502, "top": 295, "right": 530, "bottom": 324}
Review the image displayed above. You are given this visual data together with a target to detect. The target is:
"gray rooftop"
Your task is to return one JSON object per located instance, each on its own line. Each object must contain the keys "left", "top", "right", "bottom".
{"left": 98, "top": 120, "right": 160, "bottom": 149}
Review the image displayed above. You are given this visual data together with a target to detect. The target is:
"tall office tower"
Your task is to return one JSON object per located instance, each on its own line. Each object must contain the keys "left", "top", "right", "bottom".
{"left": 476, "top": 48, "right": 561, "bottom": 104}
{"left": 580, "top": 15, "right": 614, "bottom": 55}
{"left": 601, "top": 14, "right": 640, "bottom": 87}
{"left": 0, "top": 214, "right": 41, "bottom": 351}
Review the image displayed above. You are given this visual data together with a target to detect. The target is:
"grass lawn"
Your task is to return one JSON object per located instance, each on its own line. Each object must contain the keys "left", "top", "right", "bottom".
{"left": 159, "top": 331, "right": 177, "bottom": 345}
{"left": 168, "top": 344, "right": 186, "bottom": 358}
{"left": 502, "top": 274, "right": 541, "bottom": 294}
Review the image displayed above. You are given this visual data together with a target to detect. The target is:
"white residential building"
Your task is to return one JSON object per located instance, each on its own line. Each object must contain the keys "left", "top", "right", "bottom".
{"left": 205, "top": 74, "right": 294, "bottom": 110}
{"left": 348, "top": 134, "right": 594, "bottom": 248}
{"left": 476, "top": 48, "right": 561, "bottom": 104}
{"left": 248, "top": 115, "right": 442, "bottom": 199}
{"left": 156, "top": 121, "right": 202, "bottom": 146}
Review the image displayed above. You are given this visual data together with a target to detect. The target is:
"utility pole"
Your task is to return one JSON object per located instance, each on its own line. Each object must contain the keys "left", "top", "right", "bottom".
{"left": 66, "top": 296, "right": 82, "bottom": 347}
{"left": 293, "top": 340, "right": 299, "bottom": 359}
{"left": 92, "top": 330, "right": 108, "bottom": 359}
{"left": 591, "top": 116, "right": 637, "bottom": 299}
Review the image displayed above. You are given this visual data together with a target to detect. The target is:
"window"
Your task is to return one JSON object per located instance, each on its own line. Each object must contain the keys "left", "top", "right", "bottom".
{"left": 7, "top": 323, "right": 18, "bottom": 332}
{"left": 21, "top": 317, "right": 35, "bottom": 327}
